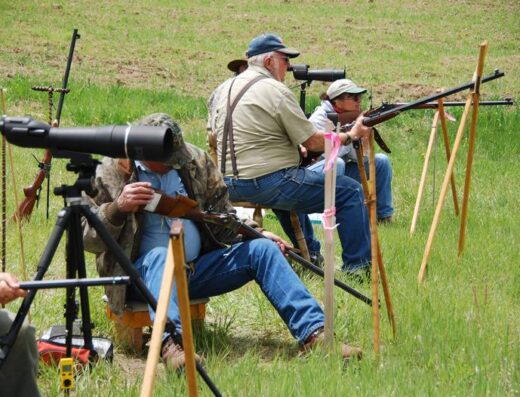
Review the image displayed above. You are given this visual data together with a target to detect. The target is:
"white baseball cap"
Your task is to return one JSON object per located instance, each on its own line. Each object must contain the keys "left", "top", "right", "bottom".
{"left": 326, "top": 79, "right": 367, "bottom": 100}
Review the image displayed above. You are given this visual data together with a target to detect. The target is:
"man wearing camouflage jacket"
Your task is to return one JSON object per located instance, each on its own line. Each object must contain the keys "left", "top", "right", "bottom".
{"left": 82, "top": 113, "right": 350, "bottom": 369}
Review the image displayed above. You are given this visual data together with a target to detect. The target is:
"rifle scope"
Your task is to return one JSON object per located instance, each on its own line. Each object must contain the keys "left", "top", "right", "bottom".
{"left": 290, "top": 64, "right": 345, "bottom": 82}
{"left": 0, "top": 116, "right": 174, "bottom": 161}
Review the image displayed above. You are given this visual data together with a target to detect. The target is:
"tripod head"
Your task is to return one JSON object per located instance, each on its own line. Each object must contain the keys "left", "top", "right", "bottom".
{"left": 52, "top": 151, "right": 99, "bottom": 200}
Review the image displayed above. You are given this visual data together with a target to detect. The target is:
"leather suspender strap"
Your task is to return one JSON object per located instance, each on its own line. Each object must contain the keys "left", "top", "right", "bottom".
{"left": 221, "top": 75, "right": 267, "bottom": 177}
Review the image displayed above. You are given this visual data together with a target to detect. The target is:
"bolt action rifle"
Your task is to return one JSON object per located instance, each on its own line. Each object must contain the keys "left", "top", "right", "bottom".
{"left": 14, "top": 29, "right": 80, "bottom": 221}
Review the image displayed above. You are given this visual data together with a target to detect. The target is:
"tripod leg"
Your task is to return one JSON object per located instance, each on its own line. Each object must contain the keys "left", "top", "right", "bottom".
{"left": 0, "top": 207, "right": 72, "bottom": 367}
{"left": 65, "top": 207, "right": 95, "bottom": 356}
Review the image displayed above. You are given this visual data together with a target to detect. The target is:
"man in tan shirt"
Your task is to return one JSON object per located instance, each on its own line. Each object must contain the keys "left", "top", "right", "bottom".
{"left": 214, "top": 33, "right": 372, "bottom": 274}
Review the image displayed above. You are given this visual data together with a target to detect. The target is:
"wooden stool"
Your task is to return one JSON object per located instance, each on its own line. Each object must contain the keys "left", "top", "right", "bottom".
{"left": 106, "top": 298, "right": 209, "bottom": 352}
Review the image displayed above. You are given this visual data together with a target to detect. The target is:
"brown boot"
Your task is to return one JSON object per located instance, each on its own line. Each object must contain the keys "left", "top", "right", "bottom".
{"left": 161, "top": 337, "right": 202, "bottom": 371}
{"left": 301, "top": 328, "right": 363, "bottom": 360}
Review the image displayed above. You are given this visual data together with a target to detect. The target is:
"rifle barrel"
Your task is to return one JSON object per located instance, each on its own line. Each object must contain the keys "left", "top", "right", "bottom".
{"left": 239, "top": 221, "right": 374, "bottom": 305}
{"left": 363, "top": 69, "right": 505, "bottom": 127}
{"left": 394, "top": 99, "right": 514, "bottom": 109}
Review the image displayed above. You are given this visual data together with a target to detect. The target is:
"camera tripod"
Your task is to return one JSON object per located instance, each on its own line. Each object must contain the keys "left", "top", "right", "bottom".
{"left": 0, "top": 153, "right": 221, "bottom": 396}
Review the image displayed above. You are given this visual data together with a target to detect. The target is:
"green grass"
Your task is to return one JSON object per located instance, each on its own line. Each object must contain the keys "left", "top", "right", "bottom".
{"left": 1, "top": 1, "right": 519, "bottom": 396}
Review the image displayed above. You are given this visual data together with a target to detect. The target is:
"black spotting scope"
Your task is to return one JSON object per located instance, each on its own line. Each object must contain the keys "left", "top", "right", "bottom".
{"left": 0, "top": 116, "right": 174, "bottom": 161}
{"left": 290, "top": 64, "right": 345, "bottom": 82}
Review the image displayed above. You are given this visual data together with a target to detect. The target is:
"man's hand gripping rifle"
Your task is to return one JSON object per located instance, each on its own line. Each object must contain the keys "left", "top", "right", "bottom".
{"left": 156, "top": 194, "right": 373, "bottom": 306}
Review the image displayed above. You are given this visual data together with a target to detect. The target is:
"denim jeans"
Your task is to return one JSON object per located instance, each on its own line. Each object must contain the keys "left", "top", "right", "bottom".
{"left": 343, "top": 153, "right": 394, "bottom": 220}
{"left": 224, "top": 167, "right": 371, "bottom": 271}
{"left": 272, "top": 159, "right": 347, "bottom": 257}
{"left": 133, "top": 239, "right": 324, "bottom": 343}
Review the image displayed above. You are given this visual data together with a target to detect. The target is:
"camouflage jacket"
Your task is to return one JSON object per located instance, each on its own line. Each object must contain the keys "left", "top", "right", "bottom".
{"left": 83, "top": 143, "right": 254, "bottom": 315}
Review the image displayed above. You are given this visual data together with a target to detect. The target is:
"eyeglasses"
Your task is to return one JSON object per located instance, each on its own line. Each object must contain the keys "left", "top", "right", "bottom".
{"left": 274, "top": 55, "right": 290, "bottom": 63}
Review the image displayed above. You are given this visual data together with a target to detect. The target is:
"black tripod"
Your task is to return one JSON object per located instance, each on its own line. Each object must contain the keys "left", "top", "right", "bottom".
{"left": 0, "top": 153, "right": 221, "bottom": 396}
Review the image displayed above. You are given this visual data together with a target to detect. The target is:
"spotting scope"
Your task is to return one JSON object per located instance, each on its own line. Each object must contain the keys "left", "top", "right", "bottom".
{"left": 0, "top": 116, "right": 174, "bottom": 161}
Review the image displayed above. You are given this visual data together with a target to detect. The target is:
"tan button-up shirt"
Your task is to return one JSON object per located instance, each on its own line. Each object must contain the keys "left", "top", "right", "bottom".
{"left": 214, "top": 65, "right": 316, "bottom": 179}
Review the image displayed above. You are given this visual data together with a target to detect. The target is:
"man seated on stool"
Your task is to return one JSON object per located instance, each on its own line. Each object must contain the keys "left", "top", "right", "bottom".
{"left": 82, "top": 113, "right": 362, "bottom": 370}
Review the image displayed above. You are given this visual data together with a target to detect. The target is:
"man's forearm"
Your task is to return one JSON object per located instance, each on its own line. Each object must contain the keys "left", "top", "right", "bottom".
{"left": 302, "top": 131, "right": 352, "bottom": 151}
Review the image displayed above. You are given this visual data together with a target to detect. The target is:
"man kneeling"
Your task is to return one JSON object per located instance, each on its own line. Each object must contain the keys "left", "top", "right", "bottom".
{"left": 82, "top": 113, "right": 361, "bottom": 368}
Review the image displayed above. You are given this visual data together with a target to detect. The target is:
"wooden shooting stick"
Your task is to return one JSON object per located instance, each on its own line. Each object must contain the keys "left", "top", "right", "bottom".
{"left": 141, "top": 221, "right": 198, "bottom": 397}
{"left": 410, "top": 98, "right": 460, "bottom": 235}
{"left": 0, "top": 89, "right": 29, "bottom": 292}
{"left": 354, "top": 134, "right": 397, "bottom": 353}
{"left": 418, "top": 41, "right": 488, "bottom": 283}
{"left": 323, "top": 126, "right": 338, "bottom": 349}
{"left": 1, "top": 89, "right": 6, "bottom": 277}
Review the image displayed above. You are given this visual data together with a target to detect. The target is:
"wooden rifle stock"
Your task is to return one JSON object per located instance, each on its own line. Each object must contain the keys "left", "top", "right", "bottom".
{"left": 14, "top": 29, "right": 79, "bottom": 221}
{"left": 15, "top": 155, "right": 50, "bottom": 221}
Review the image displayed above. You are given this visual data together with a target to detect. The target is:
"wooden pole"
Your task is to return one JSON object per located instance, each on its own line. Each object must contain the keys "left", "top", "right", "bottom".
{"left": 410, "top": 111, "right": 440, "bottom": 235}
{"left": 323, "top": 128, "right": 337, "bottom": 350}
{"left": 459, "top": 41, "right": 488, "bottom": 255}
{"left": 290, "top": 211, "right": 310, "bottom": 261}
{"left": 418, "top": 95, "right": 472, "bottom": 282}
{"left": 1, "top": 90, "right": 29, "bottom": 296}
{"left": 1, "top": 89, "right": 6, "bottom": 276}
{"left": 172, "top": 222, "right": 199, "bottom": 396}
{"left": 140, "top": 232, "right": 177, "bottom": 397}
{"left": 367, "top": 132, "right": 380, "bottom": 353}
{"left": 355, "top": 142, "right": 396, "bottom": 339}
{"left": 418, "top": 42, "right": 488, "bottom": 282}
{"left": 438, "top": 100, "right": 460, "bottom": 216}
{"left": 140, "top": 221, "right": 198, "bottom": 397}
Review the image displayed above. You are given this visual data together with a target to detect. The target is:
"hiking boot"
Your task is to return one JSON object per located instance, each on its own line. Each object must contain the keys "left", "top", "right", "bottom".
{"left": 309, "top": 252, "right": 324, "bottom": 268}
{"left": 300, "top": 328, "right": 363, "bottom": 360}
{"left": 344, "top": 265, "right": 371, "bottom": 283}
{"left": 377, "top": 216, "right": 393, "bottom": 225}
{"left": 161, "top": 336, "right": 202, "bottom": 371}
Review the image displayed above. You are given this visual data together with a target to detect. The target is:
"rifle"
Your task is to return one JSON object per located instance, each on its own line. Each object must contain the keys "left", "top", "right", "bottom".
{"left": 300, "top": 69, "right": 506, "bottom": 166}
{"left": 14, "top": 28, "right": 80, "bottom": 221}
{"left": 327, "top": 98, "right": 513, "bottom": 128}
{"left": 142, "top": 193, "right": 373, "bottom": 305}
{"left": 183, "top": 207, "right": 374, "bottom": 306}
{"left": 358, "top": 69, "right": 505, "bottom": 129}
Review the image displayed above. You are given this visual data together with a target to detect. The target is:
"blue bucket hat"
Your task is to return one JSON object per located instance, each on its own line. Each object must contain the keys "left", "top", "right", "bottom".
{"left": 246, "top": 34, "right": 300, "bottom": 58}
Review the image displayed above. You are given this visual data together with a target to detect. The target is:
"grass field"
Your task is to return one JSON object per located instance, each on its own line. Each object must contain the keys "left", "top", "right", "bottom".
{"left": 1, "top": 1, "right": 519, "bottom": 396}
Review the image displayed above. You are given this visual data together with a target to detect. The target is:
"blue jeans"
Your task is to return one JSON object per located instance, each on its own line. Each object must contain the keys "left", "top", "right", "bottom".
{"left": 225, "top": 167, "right": 371, "bottom": 271}
{"left": 272, "top": 159, "right": 347, "bottom": 256}
{"left": 133, "top": 239, "right": 324, "bottom": 343}
{"left": 344, "top": 153, "right": 394, "bottom": 220}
